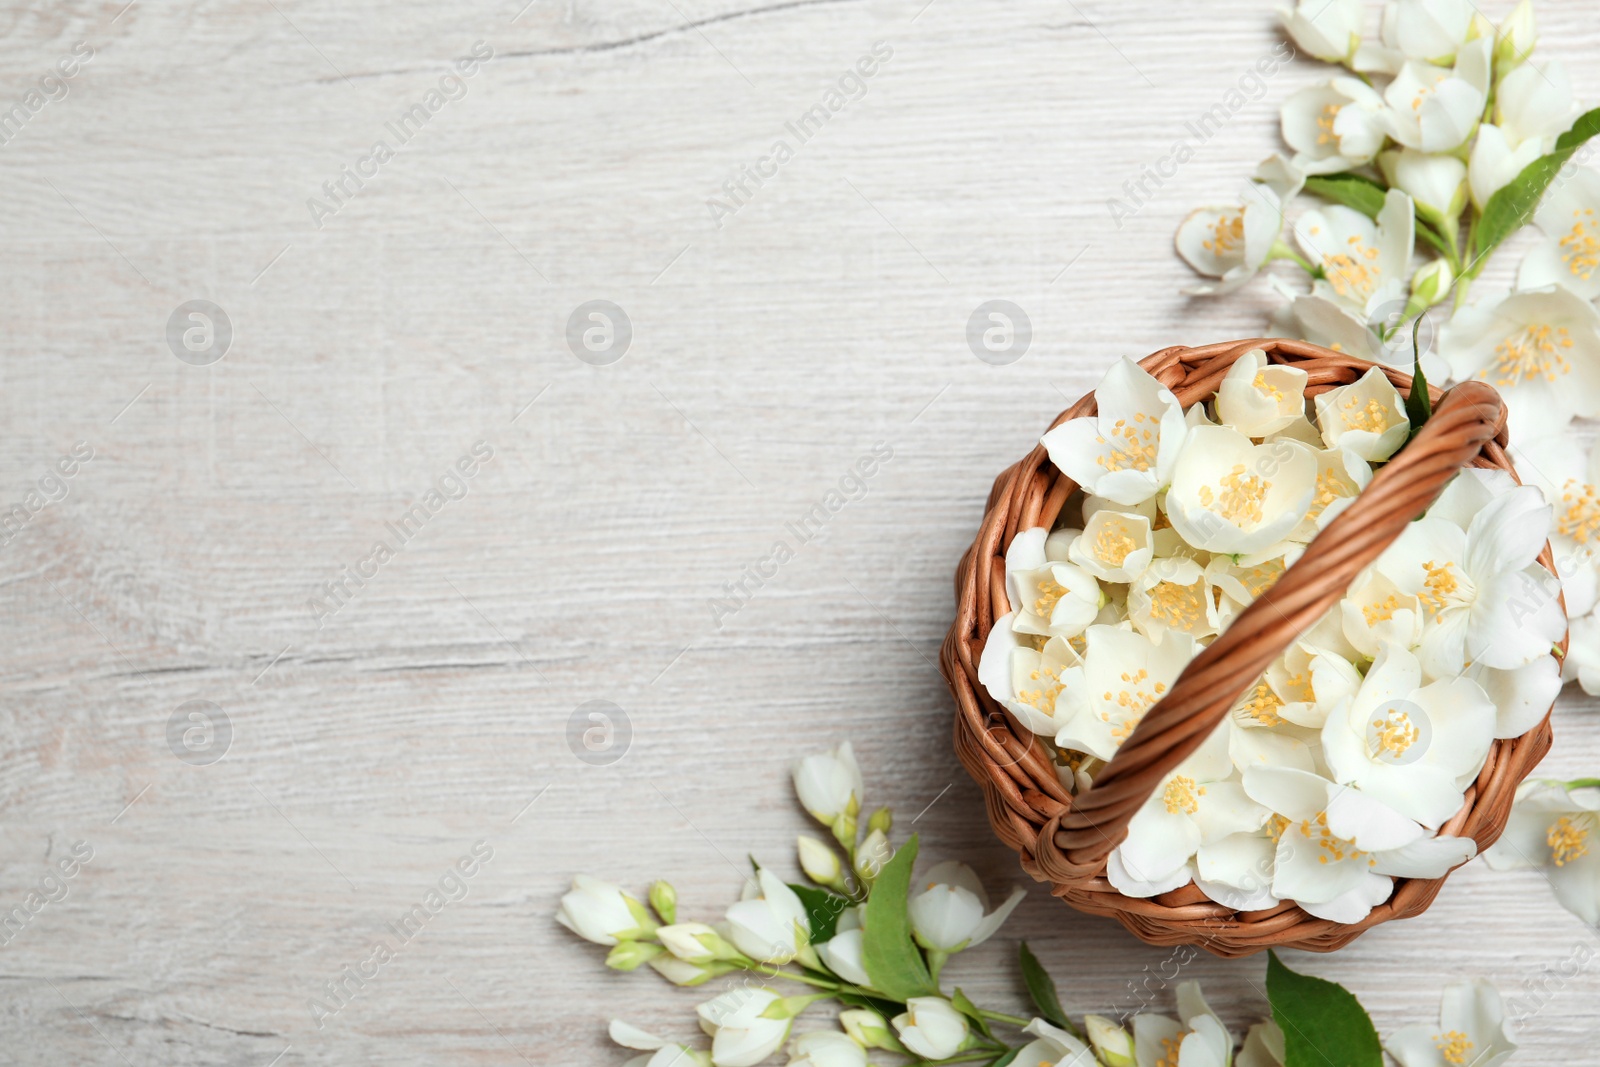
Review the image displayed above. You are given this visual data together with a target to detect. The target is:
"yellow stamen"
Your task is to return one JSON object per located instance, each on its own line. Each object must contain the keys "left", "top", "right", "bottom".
{"left": 1308, "top": 465, "right": 1356, "bottom": 522}
{"left": 1033, "top": 576, "right": 1068, "bottom": 621}
{"left": 1236, "top": 560, "right": 1284, "bottom": 599}
{"left": 1548, "top": 815, "right": 1591, "bottom": 867}
{"left": 1240, "top": 680, "right": 1285, "bottom": 726}
{"left": 1323, "top": 242, "right": 1380, "bottom": 303}
{"left": 1433, "top": 1031, "right": 1474, "bottom": 1066}
{"left": 1557, "top": 478, "right": 1600, "bottom": 544}
{"left": 1202, "top": 464, "right": 1269, "bottom": 525}
{"left": 1303, "top": 811, "right": 1367, "bottom": 866}
{"left": 1277, "top": 669, "right": 1312, "bottom": 703}
{"left": 1146, "top": 577, "right": 1208, "bottom": 631}
{"left": 1163, "top": 775, "right": 1203, "bottom": 815}
{"left": 1418, "top": 560, "right": 1461, "bottom": 617}
{"left": 1363, "top": 593, "right": 1402, "bottom": 626}
{"left": 1370, "top": 707, "right": 1420, "bottom": 761}
{"left": 1016, "top": 660, "right": 1067, "bottom": 714}
{"left": 1340, "top": 395, "right": 1392, "bottom": 433}
{"left": 1099, "top": 670, "right": 1167, "bottom": 743}
{"left": 1560, "top": 207, "right": 1599, "bottom": 281}
{"left": 1314, "top": 102, "right": 1341, "bottom": 146}
{"left": 1094, "top": 414, "right": 1158, "bottom": 473}
{"left": 1479, "top": 322, "right": 1575, "bottom": 387}
{"left": 1203, "top": 213, "right": 1245, "bottom": 256}
{"left": 1094, "top": 519, "right": 1136, "bottom": 566}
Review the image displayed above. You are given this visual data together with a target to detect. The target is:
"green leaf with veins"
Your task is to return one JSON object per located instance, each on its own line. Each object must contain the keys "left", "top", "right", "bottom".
{"left": 860, "top": 833, "right": 938, "bottom": 1001}
{"left": 951, "top": 987, "right": 995, "bottom": 1040}
{"left": 1267, "top": 950, "right": 1383, "bottom": 1067}
{"left": 1018, "top": 941, "right": 1076, "bottom": 1035}
{"left": 1472, "top": 106, "right": 1600, "bottom": 270}
{"left": 1405, "top": 316, "right": 1432, "bottom": 439}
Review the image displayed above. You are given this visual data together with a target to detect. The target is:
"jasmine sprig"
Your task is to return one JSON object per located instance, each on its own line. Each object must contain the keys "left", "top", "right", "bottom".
{"left": 559, "top": 740, "right": 1514, "bottom": 1067}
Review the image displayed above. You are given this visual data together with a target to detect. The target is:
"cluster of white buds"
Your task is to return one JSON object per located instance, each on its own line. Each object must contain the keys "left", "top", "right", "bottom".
{"left": 559, "top": 740, "right": 1518, "bottom": 1066}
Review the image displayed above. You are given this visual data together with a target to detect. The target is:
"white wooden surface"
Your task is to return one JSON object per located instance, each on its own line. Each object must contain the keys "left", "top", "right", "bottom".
{"left": 3, "top": 0, "right": 1599, "bottom": 1062}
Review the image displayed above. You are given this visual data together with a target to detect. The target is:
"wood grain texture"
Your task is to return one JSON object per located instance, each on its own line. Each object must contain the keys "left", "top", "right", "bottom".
{"left": 1, "top": 0, "right": 1598, "bottom": 1062}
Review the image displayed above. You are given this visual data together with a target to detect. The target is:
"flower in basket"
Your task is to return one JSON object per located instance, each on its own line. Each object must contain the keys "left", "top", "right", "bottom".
{"left": 977, "top": 353, "right": 1562, "bottom": 925}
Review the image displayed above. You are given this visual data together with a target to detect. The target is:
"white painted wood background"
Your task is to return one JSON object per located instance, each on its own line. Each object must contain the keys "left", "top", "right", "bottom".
{"left": 3, "top": 0, "right": 1599, "bottom": 1062}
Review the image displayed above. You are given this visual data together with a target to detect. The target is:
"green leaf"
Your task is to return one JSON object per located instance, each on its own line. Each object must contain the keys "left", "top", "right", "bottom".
{"left": 788, "top": 883, "right": 849, "bottom": 943}
{"left": 951, "top": 987, "right": 995, "bottom": 1041}
{"left": 1019, "top": 941, "right": 1073, "bottom": 1032}
{"left": 1404, "top": 317, "right": 1432, "bottom": 437}
{"left": 1555, "top": 109, "right": 1600, "bottom": 154}
{"left": 860, "top": 833, "right": 938, "bottom": 1001}
{"left": 1474, "top": 106, "right": 1600, "bottom": 267}
{"left": 1304, "top": 172, "right": 1387, "bottom": 216}
{"left": 1267, "top": 951, "right": 1383, "bottom": 1067}
{"left": 1304, "top": 173, "right": 1449, "bottom": 255}
{"left": 991, "top": 1049, "right": 1022, "bottom": 1067}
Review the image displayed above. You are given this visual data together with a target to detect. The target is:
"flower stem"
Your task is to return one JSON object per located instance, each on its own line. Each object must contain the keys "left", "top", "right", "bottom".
{"left": 1269, "top": 240, "right": 1321, "bottom": 277}
{"left": 745, "top": 962, "right": 840, "bottom": 991}
{"left": 977, "top": 1009, "right": 1030, "bottom": 1026}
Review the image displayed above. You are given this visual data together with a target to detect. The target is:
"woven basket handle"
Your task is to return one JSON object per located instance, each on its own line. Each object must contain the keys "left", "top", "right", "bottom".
{"left": 1053, "top": 379, "right": 1507, "bottom": 866}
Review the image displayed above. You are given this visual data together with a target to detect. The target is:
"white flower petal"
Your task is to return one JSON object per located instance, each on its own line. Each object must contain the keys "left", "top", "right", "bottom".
{"left": 1295, "top": 872, "right": 1394, "bottom": 923}
{"left": 1372, "top": 832, "right": 1477, "bottom": 878}
{"left": 1467, "top": 656, "right": 1560, "bottom": 739}
{"left": 611, "top": 1020, "right": 667, "bottom": 1051}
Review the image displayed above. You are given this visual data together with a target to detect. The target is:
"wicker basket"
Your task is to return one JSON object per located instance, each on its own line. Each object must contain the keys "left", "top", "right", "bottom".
{"left": 941, "top": 338, "right": 1564, "bottom": 957}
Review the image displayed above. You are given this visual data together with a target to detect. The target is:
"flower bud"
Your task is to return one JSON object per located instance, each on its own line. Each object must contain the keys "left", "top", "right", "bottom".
{"left": 852, "top": 829, "right": 892, "bottom": 885}
{"left": 793, "top": 743, "right": 865, "bottom": 827}
{"left": 797, "top": 835, "right": 845, "bottom": 889}
{"left": 1405, "top": 259, "right": 1455, "bottom": 318}
{"left": 892, "top": 997, "right": 970, "bottom": 1060}
{"left": 556, "top": 876, "right": 656, "bottom": 945}
{"left": 647, "top": 954, "right": 735, "bottom": 987}
{"left": 866, "top": 806, "right": 893, "bottom": 836}
{"left": 1379, "top": 148, "right": 1466, "bottom": 229}
{"left": 649, "top": 879, "right": 677, "bottom": 925}
{"left": 788, "top": 1031, "right": 869, "bottom": 1067}
{"left": 1496, "top": 0, "right": 1536, "bottom": 74}
{"left": 605, "top": 940, "right": 664, "bottom": 971}
{"left": 658, "top": 922, "right": 743, "bottom": 963}
{"left": 840, "top": 1009, "right": 903, "bottom": 1052}
{"left": 1085, "top": 1015, "right": 1136, "bottom": 1067}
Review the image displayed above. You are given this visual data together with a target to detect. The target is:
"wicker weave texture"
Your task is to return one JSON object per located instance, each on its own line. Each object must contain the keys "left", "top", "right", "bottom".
{"left": 940, "top": 338, "right": 1563, "bottom": 956}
